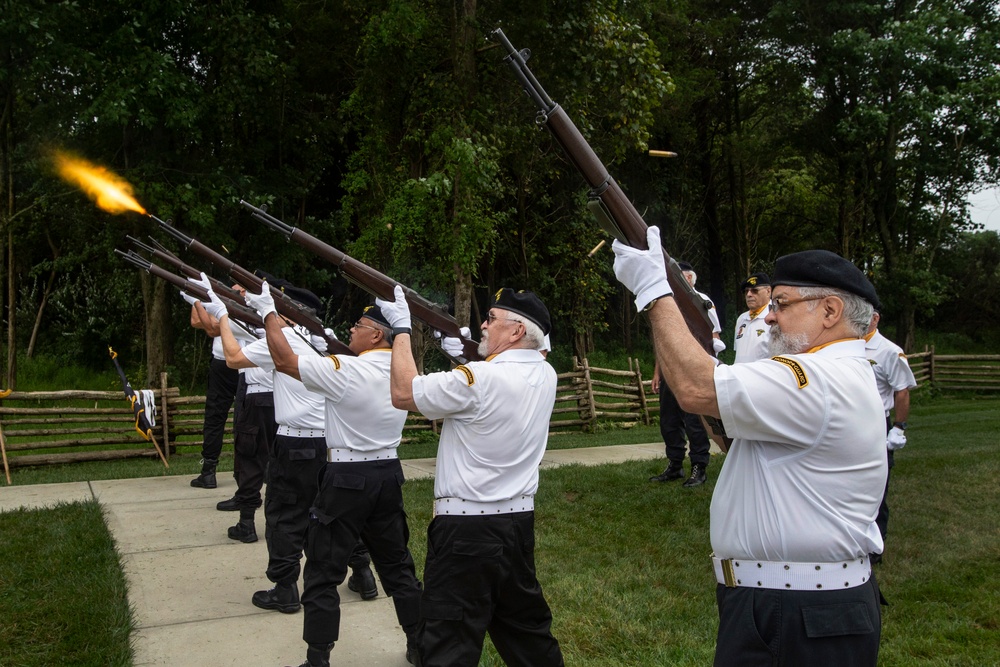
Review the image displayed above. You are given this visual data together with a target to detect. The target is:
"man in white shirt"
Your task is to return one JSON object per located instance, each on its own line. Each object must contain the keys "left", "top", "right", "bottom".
{"left": 380, "top": 286, "right": 564, "bottom": 667}
{"left": 613, "top": 232, "right": 886, "bottom": 667}
{"left": 733, "top": 272, "right": 772, "bottom": 364}
{"left": 864, "top": 311, "right": 917, "bottom": 563}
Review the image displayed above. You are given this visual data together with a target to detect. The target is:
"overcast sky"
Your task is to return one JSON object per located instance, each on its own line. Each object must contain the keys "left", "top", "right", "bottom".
{"left": 968, "top": 187, "right": 1000, "bottom": 232}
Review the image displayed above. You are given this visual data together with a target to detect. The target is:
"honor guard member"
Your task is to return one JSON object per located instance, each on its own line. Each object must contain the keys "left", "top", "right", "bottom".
{"left": 864, "top": 310, "right": 917, "bottom": 563}
{"left": 380, "top": 286, "right": 565, "bottom": 667}
{"left": 733, "top": 272, "right": 773, "bottom": 364}
{"left": 613, "top": 231, "right": 887, "bottom": 667}
{"left": 197, "top": 282, "right": 277, "bottom": 542}
{"left": 650, "top": 261, "right": 724, "bottom": 486}
{"left": 217, "top": 282, "right": 376, "bottom": 616}
{"left": 257, "top": 298, "right": 423, "bottom": 667}
{"left": 184, "top": 282, "right": 240, "bottom": 489}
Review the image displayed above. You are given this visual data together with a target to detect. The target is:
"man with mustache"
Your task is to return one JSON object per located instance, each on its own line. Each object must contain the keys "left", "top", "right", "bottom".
{"left": 733, "top": 272, "right": 773, "bottom": 363}
{"left": 378, "top": 286, "right": 564, "bottom": 667}
{"left": 613, "top": 229, "right": 887, "bottom": 667}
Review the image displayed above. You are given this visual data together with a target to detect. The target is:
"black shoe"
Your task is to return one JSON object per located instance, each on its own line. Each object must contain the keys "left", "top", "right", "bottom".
{"left": 650, "top": 462, "right": 685, "bottom": 482}
{"left": 406, "top": 633, "right": 422, "bottom": 666}
{"left": 252, "top": 582, "right": 301, "bottom": 614}
{"left": 216, "top": 497, "right": 240, "bottom": 511}
{"left": 682, "top": 463, "right": 707, "bottom": 488}
{"left": 190, "top": 471, "right": 217, "bottom": 489}
{"left": 347, "top": 565, "right": 378, "bottom": 600}
{"left": 228, "top": 520, "right": 258, "bottom": 543}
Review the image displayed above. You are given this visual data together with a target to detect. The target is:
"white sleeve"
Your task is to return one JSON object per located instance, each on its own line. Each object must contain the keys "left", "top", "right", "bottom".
{"left": 298, "top": 353, "right": 352, "bottom": 402}
{"left": 241, "top": 338, "right": 275, "bottom": 371}
{"left": 412, "top": 366, "right": 482, "bottom": 421}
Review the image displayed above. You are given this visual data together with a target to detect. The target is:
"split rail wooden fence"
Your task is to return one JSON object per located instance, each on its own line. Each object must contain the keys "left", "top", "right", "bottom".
{"left": 0, "top": 350, "right": 995, "bottom": 476}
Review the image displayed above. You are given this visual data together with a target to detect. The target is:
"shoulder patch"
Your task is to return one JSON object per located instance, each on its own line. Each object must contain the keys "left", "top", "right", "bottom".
{"left": 770, "top": 356, "right": 809, "bottom": 389}
{"left": 455, "top": 364, "right": 475, "bottom": 386}
{"left": 326, "top": 354, "right": 341, "bottom": 371}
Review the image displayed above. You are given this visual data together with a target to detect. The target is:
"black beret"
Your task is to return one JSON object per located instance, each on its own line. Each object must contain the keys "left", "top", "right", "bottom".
{"left": 677, "top": 261, "right": 694, "bottom": 272}
{"left": 771, "top": 250, "right": 879, "bottom": 306}
{"left": 742, "top": 273, "right": 770, "bottom": 290}
{"left": 491, "top": 288, "right": 552, "bottom": 336}
{"left": 359, "top": 303, "right": 390, "bottom": 329}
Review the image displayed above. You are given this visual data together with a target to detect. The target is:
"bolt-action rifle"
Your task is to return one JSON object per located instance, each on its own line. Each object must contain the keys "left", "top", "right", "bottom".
{"left": 150, "top": 216, "right": 351, "bottom": 356}
{"left": 115, "top": 249, "right": 266, "bottom": 334}
{"left": 492, "top": 28, "right": 729, "bottom": 448}
{"left": 240, "top": 200, "right": 481, "bottom": 363}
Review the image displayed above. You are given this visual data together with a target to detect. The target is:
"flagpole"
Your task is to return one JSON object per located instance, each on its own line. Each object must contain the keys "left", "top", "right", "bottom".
{"left": 0, "top": 421, "right": 11, "bottom": 485}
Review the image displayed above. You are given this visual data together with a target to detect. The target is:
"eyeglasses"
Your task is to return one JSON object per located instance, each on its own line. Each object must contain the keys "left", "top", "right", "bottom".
{"left": 486, "top": 312, "right": 523, "bottom": 326}
{"left": 744, "top": 287, "right": 767, "bottom": 295}
{"left": 352, "top": 320, "right": 379, "bottom": 332}
{"left": 770, "top": 295, "right": 826, "bottom": 313}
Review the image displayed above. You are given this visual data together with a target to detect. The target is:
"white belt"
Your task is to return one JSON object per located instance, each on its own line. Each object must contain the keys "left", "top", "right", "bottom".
{"left": 434, "top": 495, "right": 534, "bottom": 517}
{"left": 245, "top": 386, "right": 271, "bottom": 395}
{"left": 327, "top": 447, "right": 398, "bottom": 462}
{"left": 712, "top": 555, "right": 872, "bottom": 591}
{"left": 276, "top": 425, "right": 325, "bottom": 438}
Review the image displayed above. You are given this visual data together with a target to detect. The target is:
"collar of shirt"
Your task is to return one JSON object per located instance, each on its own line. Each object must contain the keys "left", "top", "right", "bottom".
{"left": 748, "top": 304, "right": 768, "bottom": 320}
{"left": 484, "top": 348, "right": 544, "bottom": 363}
{"left": 358, "top": 348, "right": 391, "bottom": 356}
{"left": 805, "top": 338, "right": 866, "bottom": 357}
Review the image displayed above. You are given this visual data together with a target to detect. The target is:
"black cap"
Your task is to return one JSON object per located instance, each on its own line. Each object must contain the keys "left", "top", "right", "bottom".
{"left": 491, "top": 288, "right": 551, "bottom": 335}
{"left": 742, "top": 273, "right": 770, "bottom": 290}
{"left": 253, "top": 270, "right": 323, "bottom": 316}
{"left": 771, "top": 250, "right": 879, "bottom": 306}
{"left": 677, "top": 261, "right": 694, "bottom": 272}
{"left": 359, "top": 303, "right": 390, "bottom": 329}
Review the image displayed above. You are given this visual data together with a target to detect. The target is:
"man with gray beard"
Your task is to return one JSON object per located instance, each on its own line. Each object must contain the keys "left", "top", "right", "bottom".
{"left": 613, "top": 232, "right": 887, "bottom": 667}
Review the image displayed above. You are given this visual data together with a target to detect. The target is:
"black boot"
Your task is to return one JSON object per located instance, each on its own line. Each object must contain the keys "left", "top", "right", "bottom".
{"left": 649, "top": 461, "right": 685, "bottom": 482}
{"left": 252, "top": 581, "right": 301, "bottom": 614}
{"left": 216, "top": 497, "right": 240, "bottom": 511}
{"left": 347, "top": 563, "right": 378, "bottom": 600}
{"left": 283, "top": 642, "right": 333, "bottom": 667}
{"left": 228, "top": 517, "right": 258, "bottom": 543}
{"left": 683, "top": 463, "right": 707, "bottom": 488}
{"left": 405, "top": 630, "right": 422, "bottom": 667}
{"left": 190, "top": 458, "right": 218, "bottom": 489}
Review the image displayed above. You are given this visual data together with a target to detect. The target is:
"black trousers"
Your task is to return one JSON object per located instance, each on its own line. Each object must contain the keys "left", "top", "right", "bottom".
{"left": 420, "top": 512, "right": 564, "bottom": 667}
{"left": 202, "top": 358, "right": 239, "bottom": 462}
{"left": 301, "top": 458, "right": 422, "bottom": 645}
{"left": 264, "top": 435, "right": 369, "bottom": 586}
{"left": 876, "top": 417, "right": 895, "bottom": 543}
{"left": 659, "top": 377, "right": 710, "bottom": 467}
{"left": 714, "top": 575, "right": 882, "bottom": 667}
{"left": 232, "top": 391, "right": 276, "bottom": 511}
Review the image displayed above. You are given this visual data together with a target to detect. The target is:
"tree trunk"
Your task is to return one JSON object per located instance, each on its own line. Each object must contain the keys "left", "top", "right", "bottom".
{"left": 1, "top": 74, "right": 13, "bottom": 389}
{"left": 144, "top": 276, "right": 171, "bottom": 387}
{"left": 26, "top": 267, "right": 57, "bottom": 358}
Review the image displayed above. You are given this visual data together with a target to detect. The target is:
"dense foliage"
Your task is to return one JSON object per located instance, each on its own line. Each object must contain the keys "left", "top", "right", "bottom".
{"left": 2, "top": 0, "right": 998, "bottom": 387}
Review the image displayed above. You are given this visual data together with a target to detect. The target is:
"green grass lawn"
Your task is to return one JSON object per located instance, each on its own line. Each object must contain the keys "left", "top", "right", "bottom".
{"left": 1, "top": 395, "right": 997, "bottom": 666}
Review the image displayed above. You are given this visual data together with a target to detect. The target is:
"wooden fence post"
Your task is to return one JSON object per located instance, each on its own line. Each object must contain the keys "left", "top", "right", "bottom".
{"left": 929, "top": 345, "right": 935, "bottom": 389}
{"left": 159, "top": 372, "right": 170, "bottom": 461}
{"left": 631, "top": 357, "right": 650, "bottom": 425}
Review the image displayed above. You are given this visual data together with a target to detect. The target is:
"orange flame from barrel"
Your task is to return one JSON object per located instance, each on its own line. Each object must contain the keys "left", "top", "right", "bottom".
{"left": 54, "top": 152, "right": 147, "bottom": 215}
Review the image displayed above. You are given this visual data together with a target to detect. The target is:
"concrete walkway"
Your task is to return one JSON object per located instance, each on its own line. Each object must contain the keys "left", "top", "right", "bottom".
{"left": 0, "top": 443, "right": 670, "bottom": 667}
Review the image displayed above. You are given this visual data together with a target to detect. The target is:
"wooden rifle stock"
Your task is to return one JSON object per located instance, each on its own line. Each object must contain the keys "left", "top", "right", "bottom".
{"left": 493, "top": 28, "right": 729, "bottom": 448}
{"left": 240, "top": 200, "right": 482, "bottom": 363}
{"left": 149, "top": 216, "right": 352, "bottom": 356}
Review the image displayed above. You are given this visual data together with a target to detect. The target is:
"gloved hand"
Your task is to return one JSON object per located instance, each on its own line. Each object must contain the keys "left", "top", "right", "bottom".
{"left": 375, "top": 285, "right": 411, "bottom": 333}
{"left": 188, "top": 271, "right": 212, "bottom": 292}
{"left": 886, "top": 426, "right": 907, "bottom": 451}
{"left": 310, "top": 328, "right": 336, "bottom": 354}
{"left": 179, "top": 291, "right": 199, "bottom": 306}
{"left": 202, "top": 287, "right": 228, "bottom": 320}
{"left": 712, "top": 338, "right": 727, "bottom": 354}
{"left": 244, "top": 280, "right": 277, "bottom": 320}
{"left": 435, "top": 327, "right": 471, "bottom": 359}
{"left": 541, "top": 334, "right": 552, "bottom": 353}
{"left": 611, "top": 227, "right": 673, "bottom": 311}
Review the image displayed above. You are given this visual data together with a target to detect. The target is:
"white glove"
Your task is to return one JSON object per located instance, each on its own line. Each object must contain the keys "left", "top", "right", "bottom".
{"left": 611, "top": 227, "right": 673, "bottom": 311}
{"left": 712, "top": 338, "right": 727, "bottom": 354}
{"left": 188, "top": 271, "right": 212, "bottom": 292}
{"left": 435, "top": 327, "right": 471, "bottom": 359}
{"left": 202, "top": 287, "right": 228, "bottom": 320}
{"left": 244, "top": 280, "right": 277, "bottom": 320}
{"left": 310, "top": 331, "right": 330, "bottom": 353}
{"left": 886, "top": 426, "right": 907, "bottom": 451}
{"left": 541, "top": 334, "right": 552, "bottom": 353}
{"left": 179, "top": 291, "right": 199, "bottom": 306}
{"left": 375, "top": 285, "right": 411, "bottom": 332}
